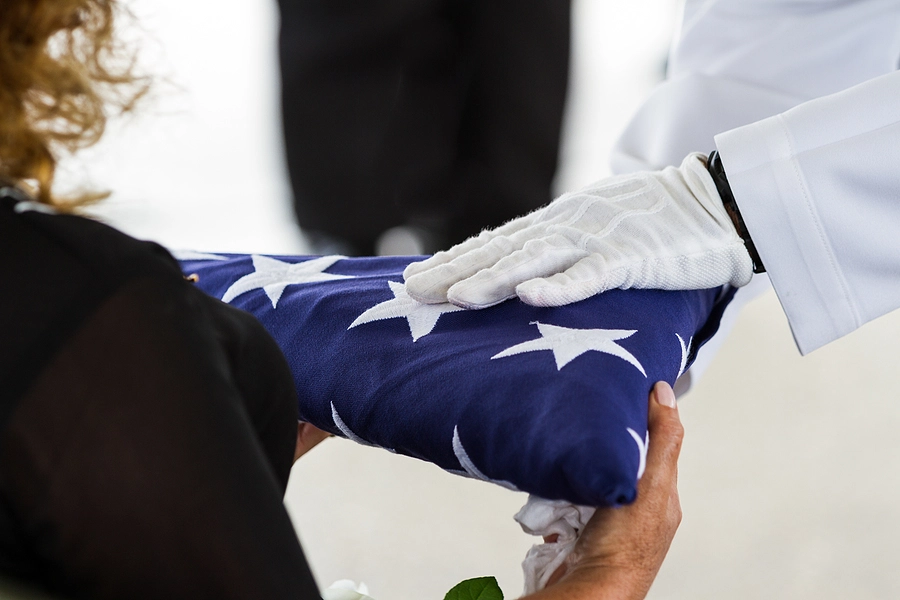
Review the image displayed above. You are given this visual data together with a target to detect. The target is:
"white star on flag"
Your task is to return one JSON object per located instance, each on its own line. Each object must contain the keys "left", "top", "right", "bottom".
{"left": 492, "top": 322, "right": 646, "bottom": 376}
{"left": 450, "top": 426, "right": 519, "bottom": 491}
{"left": 627, "top": 428, "right": 649, "bottom": 480}
{"left": 348, "top": 281, "right": 465, "bottom": 341}
{"left": 222, "top": 254, "right": 352, "bottom": 308}
{"left": 331, "top": 402, "right": 395, "bottom": 453}
{"left": 676, "top": 333, "right": 692, "bottom": 379}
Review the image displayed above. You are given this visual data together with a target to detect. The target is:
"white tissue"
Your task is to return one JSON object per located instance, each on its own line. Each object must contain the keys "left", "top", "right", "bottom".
{"left": 515, "top": 496, "right": 595, "bottom": 595}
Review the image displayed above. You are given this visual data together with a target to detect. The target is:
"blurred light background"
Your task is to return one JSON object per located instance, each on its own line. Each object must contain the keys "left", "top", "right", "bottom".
{"left": 70, "top": 0, "right": 900, "bottom": 598}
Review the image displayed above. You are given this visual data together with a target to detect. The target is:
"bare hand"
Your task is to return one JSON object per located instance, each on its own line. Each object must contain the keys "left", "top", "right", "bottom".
{"left": 528, "top": 381, "right": 683, "bottom": 599}
{"left": 293, "top": 421, "right": 332, "bottom": 462}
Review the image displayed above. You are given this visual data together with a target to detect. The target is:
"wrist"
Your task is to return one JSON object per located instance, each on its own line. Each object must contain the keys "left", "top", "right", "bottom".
{"left": 706, "top": 150, "right": 765, "bottom": 274}
{"left": 533, "top": 563, "right": 653, "bottom": 600}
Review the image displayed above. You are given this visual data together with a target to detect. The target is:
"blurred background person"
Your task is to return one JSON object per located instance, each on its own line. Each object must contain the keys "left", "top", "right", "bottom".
{"left": 277, "top": 0, "right": 571, "bottom": 256}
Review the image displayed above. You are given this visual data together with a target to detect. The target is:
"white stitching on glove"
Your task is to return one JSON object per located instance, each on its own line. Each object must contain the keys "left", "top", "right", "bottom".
{"left": 403, "top": 153, "right": 753, "bottom": 308}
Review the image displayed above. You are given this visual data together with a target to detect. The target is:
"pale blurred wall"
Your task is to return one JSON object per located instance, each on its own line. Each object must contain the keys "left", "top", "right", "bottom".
{"left": 67, "top": 0, "right": 900, "bottom": 598}
{"left": 78, "top": 0, "right": 306, "bottom": 254}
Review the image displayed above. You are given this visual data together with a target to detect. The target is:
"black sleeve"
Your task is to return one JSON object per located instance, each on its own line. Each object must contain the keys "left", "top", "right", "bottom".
{"left": 0, "top": 275, "right": 320, "bottom": 600}
{"left": 203, "top": 291, "right": 301, "bottom": 494}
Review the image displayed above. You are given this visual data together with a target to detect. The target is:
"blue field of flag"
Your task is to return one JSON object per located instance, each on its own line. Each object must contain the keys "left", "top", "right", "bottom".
{"left": 178, "top": 251, "right": 732, "bottom": 506}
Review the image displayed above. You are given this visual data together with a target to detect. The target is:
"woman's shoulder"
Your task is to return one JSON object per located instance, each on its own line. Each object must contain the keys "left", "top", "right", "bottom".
{"left": 0, "top": 192, "right": 188, "bottom": 411}
{"left": 3, "top": 194, "right": 183, "bottom": 285}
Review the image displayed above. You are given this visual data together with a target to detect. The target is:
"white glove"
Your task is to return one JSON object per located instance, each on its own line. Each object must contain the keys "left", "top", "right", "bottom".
{"left": 404, "top": 153, "right": 753, "bottom": 308}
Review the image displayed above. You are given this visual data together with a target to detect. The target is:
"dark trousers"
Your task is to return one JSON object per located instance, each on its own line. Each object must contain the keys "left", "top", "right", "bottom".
{"left": 278, "top": 0, "right": 571, "bottom": 254}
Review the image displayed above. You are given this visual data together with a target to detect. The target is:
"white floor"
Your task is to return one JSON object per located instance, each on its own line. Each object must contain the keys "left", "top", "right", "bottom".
{"left": 77, "top": 1, "right": 900, "bottom": 598}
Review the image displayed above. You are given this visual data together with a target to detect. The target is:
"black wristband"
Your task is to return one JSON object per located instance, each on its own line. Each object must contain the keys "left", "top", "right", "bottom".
{"left": 707, "top": 150, "right": 765, "bottom": 274}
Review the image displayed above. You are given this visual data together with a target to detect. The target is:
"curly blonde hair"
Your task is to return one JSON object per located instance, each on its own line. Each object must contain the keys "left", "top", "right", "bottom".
{"left": 0, "top": 0, "right": 146, "bottom": 207}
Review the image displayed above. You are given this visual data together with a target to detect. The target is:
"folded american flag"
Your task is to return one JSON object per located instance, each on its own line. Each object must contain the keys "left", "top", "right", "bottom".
{"left": 177, "top": 251, "right": 732, "bottom": 506}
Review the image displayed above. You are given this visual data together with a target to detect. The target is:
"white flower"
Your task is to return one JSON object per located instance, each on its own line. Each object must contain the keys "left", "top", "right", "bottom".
{"left": 322, "top": 580, "right": 375, "bottom": 600}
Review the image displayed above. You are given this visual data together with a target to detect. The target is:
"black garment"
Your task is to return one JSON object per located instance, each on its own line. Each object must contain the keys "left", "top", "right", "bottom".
{"left": 278, "top": 0, "right": 571, "bottom": 255}
{"left": 0, "top": 195, "right": 320, "bottom": 599}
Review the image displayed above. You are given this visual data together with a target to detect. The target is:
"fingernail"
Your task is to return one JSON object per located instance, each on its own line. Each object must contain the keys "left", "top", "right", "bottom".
{"left": 654, "top": 382, "right": 677, "bottom": 408}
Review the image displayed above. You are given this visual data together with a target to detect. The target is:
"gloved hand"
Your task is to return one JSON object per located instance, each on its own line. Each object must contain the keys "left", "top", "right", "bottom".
{"left": 404, "top": 153, "right": 753, "bottom": 309}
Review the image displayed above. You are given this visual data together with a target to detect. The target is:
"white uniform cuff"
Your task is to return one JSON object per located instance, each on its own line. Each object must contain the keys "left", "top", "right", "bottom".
{"left": 714, "top": 116, "right": 859, "bottom": 354}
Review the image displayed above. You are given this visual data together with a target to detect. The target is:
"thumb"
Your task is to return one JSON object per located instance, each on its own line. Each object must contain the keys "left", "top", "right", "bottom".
{"left": 642, "top": 382, "right": 683, "bottom": 487}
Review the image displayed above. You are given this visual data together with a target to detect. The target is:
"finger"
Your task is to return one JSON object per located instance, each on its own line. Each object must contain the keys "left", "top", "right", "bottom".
{"left": 294, "top": 421, "right": 333, "bottom": 462}
{"left": 407, "top": 221, "right": 567, "bottom": 306}
{"left": 445, "top": 236, "right": 589, "bottom": 309}
{"left": 641, "top": 381, "right": 683, "bottom": 488}
{"left": 515, "top": 253, "right": 622, "bottom": 307}
{"left": 403, "top": 230, "right": 497, "bottom": 282}
{"left": 404, "top": 234, "right": 520, "bottom": 304}
{"left": 402, "top": 214, "right": 537, "bottom": 282}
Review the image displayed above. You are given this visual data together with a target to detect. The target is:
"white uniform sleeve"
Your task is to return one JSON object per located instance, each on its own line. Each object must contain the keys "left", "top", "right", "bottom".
{"left": 716, "top": 70, "right": 900, "bottom": 354}
{"left": 612, "top": 0, "right": 900, "bottom": 364}
{"left": 613, "top": 0, "right": 900, "bottom": 172}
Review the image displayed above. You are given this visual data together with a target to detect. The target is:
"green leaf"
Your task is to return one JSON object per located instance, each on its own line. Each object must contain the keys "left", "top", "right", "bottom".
{"left": 443, "top": 576, "right": 504, "bottom": 600}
